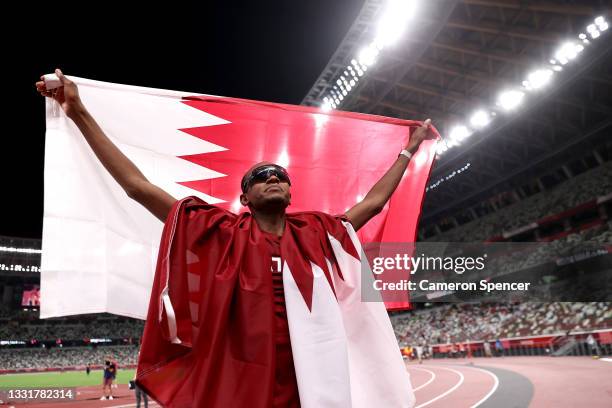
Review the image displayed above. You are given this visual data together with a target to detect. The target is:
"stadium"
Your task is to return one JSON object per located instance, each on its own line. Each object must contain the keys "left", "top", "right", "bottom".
{"left": 3, "top": 0, "right": 612, "bottom": 407}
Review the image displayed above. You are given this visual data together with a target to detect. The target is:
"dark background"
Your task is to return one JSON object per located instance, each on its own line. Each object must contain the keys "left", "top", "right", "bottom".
{"left": 3, "top": 1, "right": 364, "bottom": 238}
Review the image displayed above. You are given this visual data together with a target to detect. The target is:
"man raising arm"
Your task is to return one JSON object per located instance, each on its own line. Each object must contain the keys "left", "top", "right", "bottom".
{"left": 345, "top": 118, "right": 433, "bottom": 231}
{"left": 36, "top": 69, "right": 176, "bottom": 222}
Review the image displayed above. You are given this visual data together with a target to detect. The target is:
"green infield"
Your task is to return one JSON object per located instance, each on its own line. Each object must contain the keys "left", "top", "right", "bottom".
{"left": 0, "top": 369, "right": 136, "bottom": 388}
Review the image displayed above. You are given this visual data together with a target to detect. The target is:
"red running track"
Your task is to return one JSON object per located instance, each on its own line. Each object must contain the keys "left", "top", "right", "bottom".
{"left": 406, "top": 356, "right": 612, "bottom": 408}
{"left": 5, "top": 356, "right": 611, "bottom": 407}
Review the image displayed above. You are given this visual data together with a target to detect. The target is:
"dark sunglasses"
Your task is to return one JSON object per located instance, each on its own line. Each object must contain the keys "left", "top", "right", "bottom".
{"left": 241, "top": 164, "right": 291, "bottom": 192}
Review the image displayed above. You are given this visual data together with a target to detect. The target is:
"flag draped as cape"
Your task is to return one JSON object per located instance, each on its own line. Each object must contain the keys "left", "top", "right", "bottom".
{"left": 137, "top": 197, "right": 415, "bottom": 408}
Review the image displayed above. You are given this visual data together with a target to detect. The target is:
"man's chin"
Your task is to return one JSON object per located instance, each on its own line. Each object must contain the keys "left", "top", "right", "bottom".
{"left": 260, "top": 196, "right": 290, "bottom": 210}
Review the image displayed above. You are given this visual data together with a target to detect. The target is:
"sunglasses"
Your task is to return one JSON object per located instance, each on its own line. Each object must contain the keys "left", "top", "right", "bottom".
{"left": 241, "top": 164, "right": 291, "bottom": 193}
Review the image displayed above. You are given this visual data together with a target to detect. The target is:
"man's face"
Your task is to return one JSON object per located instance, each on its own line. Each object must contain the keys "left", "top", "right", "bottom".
{"left": 240, "top": 162, "right": 291, "bottom": 211}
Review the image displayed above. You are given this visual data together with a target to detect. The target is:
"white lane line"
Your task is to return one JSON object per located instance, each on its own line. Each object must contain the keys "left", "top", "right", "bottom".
{"left": 600, "top": 358, "right": 612, "bottom": 363}
{"left": 407, "top": 367, "right": 436, "bottom": 392}
{"left": 415, "top": 366, "right": 465, "bottom": 408}
{"left": 466, "top": 367, "right": 499, "bottom": 408}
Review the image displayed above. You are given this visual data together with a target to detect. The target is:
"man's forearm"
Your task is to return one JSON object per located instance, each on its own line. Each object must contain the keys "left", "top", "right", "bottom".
{"left": 70, "top": 104, "right": 149, "bottom": 197}
{"left": 363, "top": 154, "right": 411, "bottom": 210}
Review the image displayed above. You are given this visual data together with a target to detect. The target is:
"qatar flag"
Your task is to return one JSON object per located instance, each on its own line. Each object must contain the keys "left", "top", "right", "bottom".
{"left": 41, "top": 76, "right": 438, "bottom": 319}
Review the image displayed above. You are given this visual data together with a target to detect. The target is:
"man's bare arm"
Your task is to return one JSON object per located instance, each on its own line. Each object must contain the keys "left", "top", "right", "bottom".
{"left": 36, "top": 69, "right": 176, "bottom": 222}
{"left": 345, "top": 119, "right": 433, "bottom": 231}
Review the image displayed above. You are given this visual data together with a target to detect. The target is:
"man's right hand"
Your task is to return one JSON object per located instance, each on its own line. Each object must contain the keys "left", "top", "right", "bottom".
{"left": 35, "top": 68, "right": 84, "bottom": 118}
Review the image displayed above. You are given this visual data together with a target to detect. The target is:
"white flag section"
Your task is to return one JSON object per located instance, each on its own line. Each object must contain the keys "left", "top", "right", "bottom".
{"left": 41, "top": 77, "right": 229, "bottom": 319}
{"left": 283, "top": 221, "right": 415, "bottom": 408}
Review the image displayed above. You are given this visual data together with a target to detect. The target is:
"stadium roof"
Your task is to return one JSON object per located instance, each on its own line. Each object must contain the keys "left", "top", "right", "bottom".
{"left": 301, "top": 0, "right": 612, "bottom": 225}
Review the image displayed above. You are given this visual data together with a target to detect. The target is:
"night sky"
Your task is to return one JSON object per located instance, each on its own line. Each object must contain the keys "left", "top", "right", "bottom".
{"left": 4, "top": 1, "right": 364, "bottom": 239}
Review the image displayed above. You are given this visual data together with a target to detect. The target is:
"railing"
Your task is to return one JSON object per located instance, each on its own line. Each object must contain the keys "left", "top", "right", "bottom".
{"left": 404, "top": 329, "right": 612, "bottom": 359}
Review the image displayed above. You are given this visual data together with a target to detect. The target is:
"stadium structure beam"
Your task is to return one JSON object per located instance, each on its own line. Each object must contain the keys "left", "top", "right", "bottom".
{"left": 461, "top": 0, "right": 598, "bottom": 16}
{"left": 422, "top": 116, "right": 612, "bottom": 223}
{"left": 431, "top": 39, "right": 536, "bottom": 67}
{"left": 446, "top": 19, "right": 561, "bottom": 43}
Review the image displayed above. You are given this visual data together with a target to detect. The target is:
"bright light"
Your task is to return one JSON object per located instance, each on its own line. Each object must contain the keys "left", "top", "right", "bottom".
{"left": 349, "top": 79, "right": 355, "bottom": 86}
{"left": 578, "top": 33, "right": 587, "bottom": 40}
{"left": 525, "top": 69, "right": 553, "bottom": 90}
{"left": 594, "top": 16, "right": 605, "bottom": 25}
{"left": 231, "top": 198, "right": 242, "bottom": 213}
{"left": 554, "top": 42, "right": 581, "bottom": 64}
{"left": 497, "top": 90, "right": 525, "bottom": 111}
{"left": 356, "top": 194, "right": 364, "bottom": 202}
{"left": 277, "top": 150, "right": 290, "bottom": 168}
{"left": 591, "top": 30, "right": 601, "bottom": 38}
{"left": 374, "top": 0, "right": 417, "bottom": 46}
{"left": 470, "top": 110, "right": 491, "bottom": 128}
{"left": 449, "top": 125, "right": 471, "bottom": 142}
{"left": 587, "top": 24, "right": 597, "bottom": 33}
{"left": 357, "top": 69, "right": 364, "bottom": 76}
{"left": 358, "top": 45, "right": 378, "bottom": 66}
{"left": 436, "top": 142, "right": 449, "bottom": 155}
{"left": 321, "top": 102, "right": 332, "bottom": 112}
{"left": 552, "top": 65, "right": 563, "bottom": 72}
{"left": 598, "top": 22, "right": 608, "bottom": 31}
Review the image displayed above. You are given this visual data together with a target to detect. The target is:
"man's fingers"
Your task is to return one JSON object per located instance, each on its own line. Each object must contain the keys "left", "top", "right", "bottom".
{"left": 55, "top": 68, "right": 67, "bottom": 83}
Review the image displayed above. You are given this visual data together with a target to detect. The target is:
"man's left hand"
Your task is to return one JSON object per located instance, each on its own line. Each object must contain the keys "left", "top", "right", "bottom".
{"left": 405, "top": 119, "right": 435, "bottom": 154}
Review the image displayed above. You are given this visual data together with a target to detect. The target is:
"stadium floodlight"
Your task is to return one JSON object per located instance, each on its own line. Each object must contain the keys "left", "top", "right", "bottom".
{"left": 594, "top": 16, "right": 605, "bottom": 25}
{"left": 470, "top": 110, "right": 491, "bottom": 128}
{"left": 358, "top": 45, "right": 378, "bottom": 67}
{"left": 374, "top": 0, "right": 418, "bottom": 47}
{"left": 357, "top": 69, "right": 364, "bottom": 76}
{"left": 449, "top": 125, "right": 471, "bottom": 142}
{"left": 349, "top": 79, "right": 355, "bottom": 86}
{"left": 552, "top": 65, "right": 563, "bottom": 72}
{"left": 578, "top": 33, "right": 587, "bottom": 40}
{"left": 587, "top": 24, "right": 601, "bottom": 38}
{"left": 525, "top": 69, "right": 553, "bottom": 90}
{"left": 497, "top": 90, "right": 525, "bottom": 111}
{"left": 336, "top": 79, "right": 342, "bottom": 85}
{"left": 346, "top": 84, "right": 352, "bottom": 91}
{"left": 436, "top": 142, "right": 449, "bottom": 155}
{"left": 554, "top": 42, "right": 581, "bottom": 64}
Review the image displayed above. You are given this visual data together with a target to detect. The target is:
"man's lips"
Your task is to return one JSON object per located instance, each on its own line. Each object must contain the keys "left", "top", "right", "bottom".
{"left": 265, "top": 185, "right": 282, "bottom": 192}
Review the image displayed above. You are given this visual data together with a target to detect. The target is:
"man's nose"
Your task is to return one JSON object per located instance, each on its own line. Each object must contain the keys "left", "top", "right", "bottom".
{"left": 266, "top": 174, "right": 280, "bottom": 183}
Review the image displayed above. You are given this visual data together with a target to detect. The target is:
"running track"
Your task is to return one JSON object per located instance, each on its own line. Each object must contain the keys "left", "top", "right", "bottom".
{"left": 5, "top": 357, "right": 612, "bottom": 407}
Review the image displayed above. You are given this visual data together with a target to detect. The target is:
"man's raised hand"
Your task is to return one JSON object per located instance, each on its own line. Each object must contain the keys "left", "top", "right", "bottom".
{"left": 35, "top": 69, "right": 84, "bottom": 118}
{"left": 405, "top": 118, "right": 435, "bottom": 154}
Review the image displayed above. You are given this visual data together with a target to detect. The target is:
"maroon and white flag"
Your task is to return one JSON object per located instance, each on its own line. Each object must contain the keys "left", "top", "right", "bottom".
{"left": 41, "top": 76, "right": 437, "bottom": 319}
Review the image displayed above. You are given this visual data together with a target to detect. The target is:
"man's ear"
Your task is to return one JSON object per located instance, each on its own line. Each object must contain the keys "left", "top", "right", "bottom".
{"left": 240, "top": 193, "right": 249, "bottom": 206}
